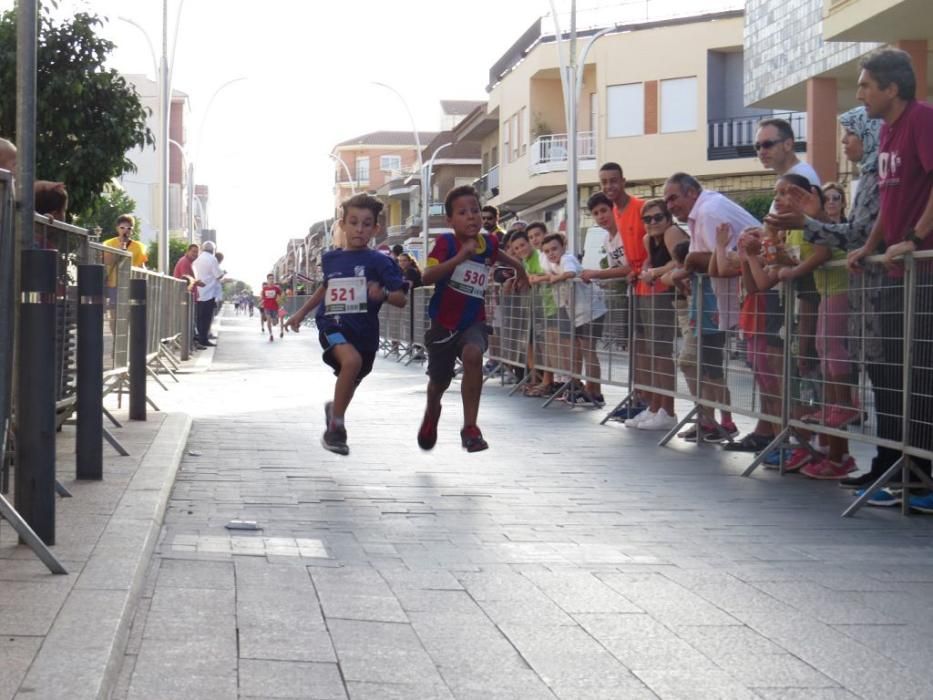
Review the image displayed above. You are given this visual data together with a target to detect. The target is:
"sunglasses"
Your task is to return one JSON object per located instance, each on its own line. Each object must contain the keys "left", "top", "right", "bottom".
{"left": 826, "top": 193, "right": 843, "bottom": 202}
{"left": 642, "top": 213, "right": 667, "bottom": 224}
{"left": 754, "top": 139, "right": 788, "bottom": 151}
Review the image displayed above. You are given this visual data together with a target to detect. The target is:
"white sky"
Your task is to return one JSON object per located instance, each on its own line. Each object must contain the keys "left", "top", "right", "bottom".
{"left": 4, "top": 0, "right": 742, "bottom": 286}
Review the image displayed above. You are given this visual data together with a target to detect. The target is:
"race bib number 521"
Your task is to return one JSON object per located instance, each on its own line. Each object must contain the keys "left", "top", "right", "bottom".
{"left": 449, "top": 260, "right": 488, "bottom": 299}
{"left": 325, "top": 276, "right": 367, "bottom": 315}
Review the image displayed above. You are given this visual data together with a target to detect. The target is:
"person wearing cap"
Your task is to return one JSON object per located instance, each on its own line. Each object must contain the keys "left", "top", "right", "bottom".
{"left": 192, "top": 240, "right": 224, "bottom": 347}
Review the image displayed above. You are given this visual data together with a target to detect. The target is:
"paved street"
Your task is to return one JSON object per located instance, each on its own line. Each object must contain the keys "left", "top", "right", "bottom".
{"left": 113, "top": 310, "right": 933, "bottom": 700}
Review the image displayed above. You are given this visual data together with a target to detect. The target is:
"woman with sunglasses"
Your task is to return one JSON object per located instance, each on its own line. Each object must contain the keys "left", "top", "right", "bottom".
{"left": 822, "top": 183, "right": 848, "bottom": 224}
{"left": 626, "top": 199, "right": 689, "bottom": 431}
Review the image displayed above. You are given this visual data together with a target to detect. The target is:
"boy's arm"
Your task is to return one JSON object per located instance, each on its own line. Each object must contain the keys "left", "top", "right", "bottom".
{"left": 495, "top": 250, "right": 529, "bottom": 290}
{"left": 421, "top": 240, "right": 473, "bottom": 286}
{"left": 289, "top": 286, "right": 325, "bottom": 325}
{"left": 746, "top": 253, "right": 777, "bottom": 290}
{"left": 684, "top": 251, "right": 711, "bottom": 273}
{"left": 581, "top": 265, "right": 629, "bottom": 281}
{"left": 777, "top": 245, "right": 831, "bottom": 281}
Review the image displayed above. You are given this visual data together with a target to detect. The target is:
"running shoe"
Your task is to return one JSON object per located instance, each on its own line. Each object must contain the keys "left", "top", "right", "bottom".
{"left": 417, "top": 405, "right": 441, "bottom": 450}
{"left": 322, "top": 403, "right": 349, "bottom": 456}
{"left": 855, "top": 487, "right": 902, "bottom": 507}
{"left": 626, "top": 409, "right": 655, "bottom": 428}
{"left": 460, "top": 425, "right": 489, "bottom": 452}
{"left": 608, "top": 403, "right": 647, "bottom": 422}
{"left": 784, "top": 447, "right": 815, "bottom": 473}
{"left": 908, "top": 493, "right": 933, "bottom": 514}
{"left": 583, "top": 392, "right": 606, "bottom": 408}
{"left": 638, "top": 408, "right": 677, "bottom": 431}
{"left": 720, "top": 420, "right": 739, "bottom": 438}
{"left": 722, "top": 432, "right": 773, "bottom": 452}
{"left": 801, "top": 458, "right": 852, "bottom": 480}
{"left": 678, "top": 425, "right": 699, "bottom": 441}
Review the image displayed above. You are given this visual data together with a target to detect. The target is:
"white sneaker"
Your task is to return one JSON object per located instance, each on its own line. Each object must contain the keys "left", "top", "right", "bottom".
{"left": 638, "top": 408, "right": 678, "bottom": 431}
{"left": 626, "top": 410, "right": 655, "bottom": 428}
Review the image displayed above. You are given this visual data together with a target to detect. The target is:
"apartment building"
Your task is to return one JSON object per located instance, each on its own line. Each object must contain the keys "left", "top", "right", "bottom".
{"left": 462, "top": 10, "right": 800, "bottom": 235}
{"left": 745, "top": 0, "right": 930, "bottom": 181}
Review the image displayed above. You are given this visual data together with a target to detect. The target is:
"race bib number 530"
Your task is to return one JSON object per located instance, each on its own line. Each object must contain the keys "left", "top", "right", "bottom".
{"left": 325, "top": 276, "right": 366, "bottom": 315}
{"left": 449, "top": 260, "right": 488, "bottom": 299}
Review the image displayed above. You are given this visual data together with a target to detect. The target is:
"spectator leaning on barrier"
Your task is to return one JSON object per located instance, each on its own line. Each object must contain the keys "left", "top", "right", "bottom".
{"left": 664, "top": 172, "right": 757, "bottom": 444}
{"left": 847, "top": 48, "right": 933, "bottom": 510}
{"left": 481, "top": 205, "right": 506, "bottom": 242}
{"left": 192, "top": 240, "right": 223, "bottom": 347}
{"left": 514, "top": 223, "right": 559, "bottom": 397}
{"left": 173, "top": 243, "right": 202, "bottom": 350}
{"left": 768, "top": 106, "right": 887, "bottom": 488}
{"left": 822, "top": 182, "right": 847, "bottom": 224}
{"left": 756, "top": 117, "right": 821, "bottom": 189}
{"left": 102, "top": 215, "right": 148, "bottom": 333}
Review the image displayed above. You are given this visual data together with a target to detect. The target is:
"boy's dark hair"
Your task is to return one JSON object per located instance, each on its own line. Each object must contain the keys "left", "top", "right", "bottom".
{"left": 779, "top": 173, "right": 825, "bottom": 207}
{"left": 672, "top": 240, "right": 690, "bottom": 264}
{"left": 391, "top": 244, "right": 404, "bottom": 256}
{"left": 116, "top": 213, "right": 135, "bottom": 227}
{"left": 266, "top": 273, "right": 274, "bottom": 279}
{"left": 587, "top": 191, "right": 613, "bottom": 211}
{"left": 860, "top": 48, "right": 916, "bottom": 101}
{"left": 757, "top": 118, "right": 795, "bottom": 143}
{"left": 341, "top": 193, "right": 383, "bottom": 221}
{"left": 34, "top": 181, "right": 68, "bottom": 218}
{"left": 599, "top": 162, "right": 623, "bottom": 177}
{"left": 525, "top": 221, "right": 548, "bottom": 236}
{"left": 444, "top": 184, "right": 479, "bottom": 217}
{"left": 509, "top": 230, "right": 529, "bottom": 244}
{"left": 541, "top": 233, "right": 566, "bottom": 249}
{"left": 481, "top": 204, "right": 499, "bottom": 217}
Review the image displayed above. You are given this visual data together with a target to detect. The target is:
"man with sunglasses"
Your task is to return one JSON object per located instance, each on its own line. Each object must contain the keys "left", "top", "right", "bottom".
{"left": 755, "top": 118, "right": 821, "bottom": 186}
{"left": 481, "top": 205, "right": 505, "bottom": 242}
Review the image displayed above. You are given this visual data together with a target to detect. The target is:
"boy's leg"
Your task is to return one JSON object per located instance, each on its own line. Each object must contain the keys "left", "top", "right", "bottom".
{"left": 461, "top": 342, "right": 484, "bottom": 427}
{"left": 419, "top": 324, "right": 456, "bottom": 450}
{"left": 329, "top": 344, "right": 363, "bottom": 421}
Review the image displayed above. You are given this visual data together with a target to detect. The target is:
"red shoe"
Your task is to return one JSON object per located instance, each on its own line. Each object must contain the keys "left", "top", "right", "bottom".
{"left": 460, "top": 425, "right": 489, "bottom": 453}
{"left": 417, "top": 405, "right": 441, "bottom": 450}
{"left": 784, "top": 447, "right": 815, "bottom": 473}
{"left": 801, "top": 458, "right": 852, "bottom": 480}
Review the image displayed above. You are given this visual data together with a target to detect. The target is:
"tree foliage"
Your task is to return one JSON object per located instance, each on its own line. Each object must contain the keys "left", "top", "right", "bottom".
{"left": 0, "top": 9, "right": 153, "bottom": 217}
{"left": 74, "top": 186, "right": 140, "bottom": 239}
{"left": 739, "top": 194, "right": 773, "bottom": 223}
{"left": 147, "top": 237, "right": 189, "bottom": 273}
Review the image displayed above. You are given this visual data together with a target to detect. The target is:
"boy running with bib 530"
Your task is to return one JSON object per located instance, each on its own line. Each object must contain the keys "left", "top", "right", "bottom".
{"left": 418, "top": 185, "right": 529, "bottom": 452}
{"left": 289, "top": 194, "right": 407, "bottom": 455}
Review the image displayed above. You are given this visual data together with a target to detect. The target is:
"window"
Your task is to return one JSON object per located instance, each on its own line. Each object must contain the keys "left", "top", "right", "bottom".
{"left": 607, "top": 83, "right": 644, "bottom": 138}
{"left": 355, "top": 156, "right": 370, "bottom": 182}
{"left": 590, "top": 92, "right": 598, "bottom": 134}
{"left": 511, "top": 114, "right": 520, "bottom": 160}
{"left": 503, "top": 120, "right": 511, "bottom": 163}
{"left": 380, "top": 155, "right": 401, "bottom": 172}
{"left": 660, "top": 77, "right": 698, "bottom": 133}
{"left": 520, "top": 107, "right": 529, "bottom": 155}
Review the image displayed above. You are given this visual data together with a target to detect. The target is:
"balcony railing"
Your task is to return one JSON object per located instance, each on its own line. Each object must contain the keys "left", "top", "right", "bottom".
{"left": 530, "top": 132, "right": 596, "bottom": 174}
{"left": 708, "top": 111, "right": 807, "bottom": 160}
{"left": 475, "top": 164, "right": 500, "bottom": 201}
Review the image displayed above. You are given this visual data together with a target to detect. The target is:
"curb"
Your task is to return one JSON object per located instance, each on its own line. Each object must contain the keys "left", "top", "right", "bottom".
{"left": 16, "top": 412, "right": 193, "bottom": 700}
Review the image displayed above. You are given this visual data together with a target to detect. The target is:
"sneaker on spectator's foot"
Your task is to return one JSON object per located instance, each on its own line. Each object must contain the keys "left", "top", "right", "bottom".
{"left": 761, "top": 448, "right": 792, "bottom": 469}
{"left": 638, "top": 408, "right": 677, "bottom": 431}
{"left": 801, "top": 458, "right": 851, "bottom": 480}
{"left": 321, "top": 404, "right": 349, "bottom": 456}
{"left": 824, "top": 406, "right": 861, "bottom": 429}
{"left": 722, "top": 432, "right": 773, "bottom": 452}
{"left": 626, "top": 409, "right": 655, "bottom": 428}
{"left": 417, "top": 405, "right": 441, "bottom": 451}
{"left": 460, "top": 425, "right": 488, "bottom": 453}
{"left": 720, "top": 420, "right": 739, "bottom": 438}
{"left": 584, "top": 392, "right": 605, "bottom": 408}
{"left": 483, "top": 360, "right": 499, "bottom": 375}
{"left": 608, "top": 403, "right": 646, "bottom": 422}
{"left": 678, "top": 425, "right": 699, "bottom": 441}
{"left": 703, "top": 423, "right": 739, "bottom": 444}
{"left": 855, "top": 487, "right": 902, "bottom": 507}
{"left": 784, "top": 447, "right": 815, "bottom": 473}
{"left": 909, "top": 493, "right": 933, "bottom": 514}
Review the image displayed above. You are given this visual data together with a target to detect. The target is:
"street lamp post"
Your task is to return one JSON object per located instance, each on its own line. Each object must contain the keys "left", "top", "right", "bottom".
{"left": 422, "top": 141, "right": 453, "bottom": 251}
{"left": 329, "top": 153, "right": 357, "bottom": 196}
{"left": 370, "top": 82, "right": 427, "bottom": 254}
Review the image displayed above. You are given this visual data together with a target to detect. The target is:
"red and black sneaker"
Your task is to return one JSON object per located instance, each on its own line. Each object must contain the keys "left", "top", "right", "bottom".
{"left": 417, "top": 405, "right": 441, "bottom": 450}
{"left": 460, "top": 425, "right": 488, "bottom": 453}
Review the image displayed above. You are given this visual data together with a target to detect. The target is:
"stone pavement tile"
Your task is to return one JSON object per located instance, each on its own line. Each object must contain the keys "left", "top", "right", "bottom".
{"left": 574, "top": 613, "right": 716, "bottom": 672}
{"left": 522, "top": 570, "right": 644, "bottom": 614}
{"left": 439, "top": 668, "right": 557, "bottom": 700}
{"left": 597, "top": 572, "right": 743, "bottom": 627}
{"left": 238, "top": 659, "right": 347, "bottom": 699}
{"left": 326, "top": 619, "right": 443, "bottom": 685}
{"left": 478, "top": 597, "right": 577, "bottom": 627}
{"left": 673, "top": 625, "right": 788, "bottom": 657}
{"left": 747, "top": 581, "right": 910, "bottom": 625}
{"left": 0, "top": 636, "right": 41, "bottom": 700}
{"left": 497, "top": 623, "right": 655, "bottom": 699}
{"left": 633, "top": 668, "right": 760, "bottom": 699}
{"left": 753, "top": 689, "right": 860, "bottom": 700}
{"left": 456, "top": 570, "right": 552, "bottom": 601}
{"left": 236, "top": 558, "right": 315, "bottom": 589}
{"left": 143, "top": 587, "right": 236, "bottom": 640}
{"left": 0, "top": 581, "right": 70, "bottom": 636}
{"left": 344, "top": 680, "right": 454, "bottom": 699}
{"left": 834, "top": 623, "right": 933, "bottom": 668}
{"left": 309, "top": 566, "right": 408, "bottom": 622}
{"left": 711, "top": 653, "right": 838, "bottom": 689}
{"left": 125, "top": 636, "right": 237, "bottom": 700}
{"left": 155, "top": 559, "right": 234, "bottom": 589}
{"left": 394, "top": 588, "right": 488, "bottom": 615}
{"left": 736, "top": 610, "right": 933, "bottom": 699}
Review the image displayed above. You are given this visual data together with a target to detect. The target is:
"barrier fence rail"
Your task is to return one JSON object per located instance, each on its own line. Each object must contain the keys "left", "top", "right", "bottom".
{"left": 0, "top": 192, "right": 193, "bottom": 572}
{"left": 377, "top": 255, "right": 933, "bottom": 518}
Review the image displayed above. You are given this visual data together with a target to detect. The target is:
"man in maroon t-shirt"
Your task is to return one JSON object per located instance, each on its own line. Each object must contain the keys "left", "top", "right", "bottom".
{"left": 847, "top": 48, "right": 933, "bottom": 504}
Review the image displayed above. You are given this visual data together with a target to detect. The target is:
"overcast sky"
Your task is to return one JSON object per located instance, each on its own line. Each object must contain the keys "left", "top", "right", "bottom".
{"left": 4, "top": 0, "right": 741, "bottom": 286}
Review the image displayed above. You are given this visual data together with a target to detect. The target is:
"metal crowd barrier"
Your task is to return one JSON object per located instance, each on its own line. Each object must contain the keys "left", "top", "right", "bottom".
{"left": 376, "top": 257, "right": 933, "bottom": 518}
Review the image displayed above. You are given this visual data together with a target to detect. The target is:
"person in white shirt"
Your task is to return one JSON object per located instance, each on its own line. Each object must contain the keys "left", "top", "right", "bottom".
{"left": 664, "top": 172, "right": 760, "bottom": 444}
{"left": 192, "top": 240, "right": 224, "bottom": 347}
{"left": 755, "top": 118, "right": 821, "bottom": 185}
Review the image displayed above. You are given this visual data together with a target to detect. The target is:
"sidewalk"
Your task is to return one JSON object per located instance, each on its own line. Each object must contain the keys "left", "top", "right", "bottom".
{"left": 0, "top": 345, "right": 208, "bottom": 699}
{"left": 95, "top": 311, "right": 933, "bottom": 699}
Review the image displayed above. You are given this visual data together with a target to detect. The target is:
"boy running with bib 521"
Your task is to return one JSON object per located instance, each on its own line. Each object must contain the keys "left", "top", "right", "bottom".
{"left": 289, "top": 194, "right": 407, "bottom": 455}
{"left": 417, "top": 185, "right": 529, "bottom": 452}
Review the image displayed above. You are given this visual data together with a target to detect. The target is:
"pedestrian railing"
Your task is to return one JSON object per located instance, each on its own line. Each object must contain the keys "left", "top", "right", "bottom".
{"left": 378, "top": 255, "right": 933, "bottom": 518}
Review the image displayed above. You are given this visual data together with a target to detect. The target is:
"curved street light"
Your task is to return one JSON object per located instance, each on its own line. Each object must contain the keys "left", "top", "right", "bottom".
{"left": 329, "top": 153, "right": 357, "bottom": 196}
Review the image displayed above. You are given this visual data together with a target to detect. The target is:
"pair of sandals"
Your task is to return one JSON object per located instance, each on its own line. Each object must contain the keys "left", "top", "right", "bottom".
{"left": 522, "top": 382, "right": 560, "bottom": 398}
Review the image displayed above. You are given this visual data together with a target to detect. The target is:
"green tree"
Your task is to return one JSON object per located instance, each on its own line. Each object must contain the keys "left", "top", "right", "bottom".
{"left": 74, "top": 186, "right": 141, "bottom": 239}
{"left": 739, "top": 194, "right": 773, "bottom": 222}
{"left": 0, "top": 9, "right": 153, "bottom": 217}
{"left": 147, "top": 237, "right": 189, "bottom": 273}
{"left": 223, "top": 279, "right": 253, "bottom": 300}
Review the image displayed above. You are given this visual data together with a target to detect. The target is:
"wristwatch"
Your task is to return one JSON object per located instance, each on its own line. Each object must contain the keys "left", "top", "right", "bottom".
{"left": 905, "top": 229, "right": 924, "bottom": 246}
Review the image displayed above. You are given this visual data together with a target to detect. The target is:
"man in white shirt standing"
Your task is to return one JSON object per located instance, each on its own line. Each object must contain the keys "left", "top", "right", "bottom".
{"left": 192, "top": 240, "right": 223, "bottom": 347}
{"left": 755, "top": 117, "right": 821, "bottom": 186}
